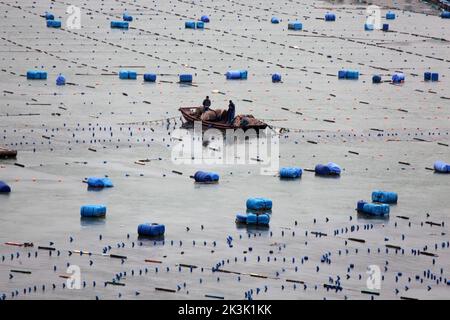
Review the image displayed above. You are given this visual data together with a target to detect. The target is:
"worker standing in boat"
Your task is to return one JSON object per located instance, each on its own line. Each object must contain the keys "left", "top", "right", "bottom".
{"left": 227, "top": 100, "right": 235, "bottom": 124}
{"left": 202, "top": 96, "right": 211, "bottom": 112}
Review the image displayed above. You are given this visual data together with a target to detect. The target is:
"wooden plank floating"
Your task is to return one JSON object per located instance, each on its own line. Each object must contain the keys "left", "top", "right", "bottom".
{"left": 385, "top": 244, "right": 402, "bottom": 250}
{"left": 418, "top": 251, "right": 438, "bottom": 257}
{"left": 155, "top": 287, "right": 176, "bottom": 293}
{"left": 109, "top": 254, "right": 127, "bottom": 260}
{"left": 10, "top": 269, "right": 32, "bottom": 274}
{"left": 205, "top": 294, "right": 224, "bottom": 299}
{"left": 398, "top": 161, "right": 411, "bottom": 166}
{"left": 286, "top": 279, "right": 305, "bottom": 284}
{"left": 178, "top": 263, "right": 198, "bottom": 269}
{"left": 348, "top": 151, "right": 359, "bottom": 155}
{"left": 361, "top": 290, "right": 380, "bottom": 296}
{"left": 38, "top": 246, "right": 56, "bottom": 251}
{"left": 106, "top": 281, "right": 126, "bottom": 286}
{"left": 145, "top": 259, "right": 162, "bottom": 264}
{"left": 348, "top": 238, "right": 365, "bottom": 243}
{"left": 396, "top": 215, "right": 410, "bottom": 220}
{"left": 400, "top": 296, "right": 419, "bottom": 300}
{"left": 425, "top": 221, "right": 442, "bottom": 227}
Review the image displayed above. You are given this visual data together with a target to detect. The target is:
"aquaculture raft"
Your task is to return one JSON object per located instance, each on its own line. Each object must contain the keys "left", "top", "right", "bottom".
{"left": 0, "top": 147, "right": 17, "bottom": 159}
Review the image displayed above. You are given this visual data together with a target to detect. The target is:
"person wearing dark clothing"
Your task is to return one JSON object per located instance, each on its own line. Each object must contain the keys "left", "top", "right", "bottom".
{"left": 226, "top": 100, "right": 235, "bottom": 124}
{"left": 202, "top": 96, "right": 211, "bottom": 112}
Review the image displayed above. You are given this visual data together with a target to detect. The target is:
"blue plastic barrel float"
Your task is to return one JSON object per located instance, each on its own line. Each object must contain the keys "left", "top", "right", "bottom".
{"left": 372, "top": 75, "right": 382, "bottom": 83}
{"left": 271, "top": 17, "right": 280, "bottom": 24}
{"left": 45, "top": 12, "right": 54, "bottom": 20}
{"left": 111, "top": 21, "right": 129, "bottom": 29}
{"left": 392, "top": 72, "right": 405, "bottom": 83}
{"left": 196, "top": 21, "right": 205, "bottom": 29}
{"left": 441, "top": 11, "right": 450, "bottom": 19}
{"left": 325, "top": 13, "right": 336, "bottom": 21}
{"left": 87, "top": 177, "right": 114, "bottom": 188}
{"left": 386, "top": 11, "right": 396, "bottom": 20}
{"left": 372, "top": 190, "right": 398, "bottom": 204}
{"left": 47, "top": 20, "right": 61, "bottom": 28}
{"left": 200, "top": 15, "right": 210, "bottom": 23}
{"left": 138, "top": 223, "right": 165, "bottom": 237}
{"left": 226, "top": 70, "right": 248, "bottom": 80}
{"left": 279, "top": 167, "right": 302, "bottom": 179}
{"left": 143, "top": 73, "right": 157, "bottom": 82}
{"left": 431, "top": 73, "right": 439, "bottom": 81}
{"left": 288, "top": 21, "right": 302, "bottom": 30}
{"left": 194, "top": 171, "right": 219, "bottom": 183}
{"left": 364, "top": 23, "right": 374, "bottom": 31}
{"left": 434, "top": 161, "right": 450, "bottom": 173}
{"left": 357, "top": 201, "right": 390, "bottom": 216}
{"left": 272, "top": 73, "right": 282, "bottom": 82}
{"left": 56, "top": 74, "right": 66, "bottom": 86}
{"left": 315, "top": 162, "right": 341, "bottom": 176}
{"left": 0, "top": 181, "right": 11, "bottom": 193}
{"left": 185, "top": 21, "right": 196, "bottom": 29}
{"left": 80, "top": 205, "right": 107, "bottom": 218}
{"left": 338, "top": 70, "right": 359, "bottom": 80}
{"left": 27, "top": 70, "right": 47, "bottom": 80}
{"left": 382, "top": 23, "right": 389, "bottom": 31}
{"left": 123, "top": 13, "right": 133, "bottom": 22}
{"left": 246, "top": 198, "right": 272, "bottom": 211}
{"left": 424, "top": 72, "right": 431, "bottom": 81}
{"left": 179, "top": 74, "right": 193, "bottom": 83}
{"left": 118, "top": 70, "right": 136, "bottom": 79}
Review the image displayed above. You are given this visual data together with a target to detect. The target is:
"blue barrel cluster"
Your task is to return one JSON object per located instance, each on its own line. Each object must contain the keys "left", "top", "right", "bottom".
{"left": 315, "top": 162, "right": 341, "bottom": 176}
{"left": 138, "top": 223, "right": 165, "bottom": 237}
{"left": 226, "top": 70, "right": 248, "bottom": 80}
{"left": 0, "top": 181, "right": 11, "bottom": 193}
{"left": 271, "top": 17, "right": 280, "bottom": 24}
{"left": 372, "top": 75, "right": 382, "bottom": 83}
{"left": 179, "top": 74, "right": 193, "bottom": 83}
{"left": 47, "top": 20, "right": 61, "bottom": 28}
{"left": 279, "top": 167, "right": 302, "bottom": 179}
{"left": 111, "top": 21, "right": 129, "bottom": 29}
{"left": 80, "top": 205, "right": 107, "bottom": 218}
{"left": 338, "top": 70, "right": 359, "bottom": 80}
{"left": 386, "top": 11, "right": 396, "bottom": 20}
{"left": 200, "top": 15, "right": 210, "bottom": 23}
{"left": 434, "top": 161, "right": 450, "bottom": 173}
{"left": 44, "top": 12, "right": 54, "bottom": 20}
{"left": 194, "top": 171, "right": 220, "bottom": 183}
{"left": 392, "top": 73, "right": 405, "bottom": 83}
{"left": 236, "top": 212, "right": 270, "bottom": 226}
{"left": 123, "top": 12, "right": 133, "bottom": 22}
{"left": 424, "top": 72, "right": 439, "bottom": 82}
{"left": 87, "top": 177, "right": 114, "bottom": 188}
{"left": 246, "top": 198, "right": 272, "bottom": 211}
{"left": 144, "top": 73, "right": 157, "bottom": 82}
{"left": 119, "top": 70, "right": 137, "bottom": 80}
{"left": 185, "top": 21, "right": 204, "bottom": 29}
{"left": 357, "top": 201, "right": 390, "bottom": 216}
{"left": 27, "top": 70, "right": 47, "bottom": 80}
{"left": 56, "top": 74, "right": 66, "bottom": 86}
{"left": 272, "top": 73, "right": 282, "bottom": 82}
{"left": 325, "top": 13, "right": 336, "bottom": 21}
{"left": 288, "top": 21, "right": 303, "bottom": 30}
{"left": 372, "top": 190, "right": 398, "bottom": 204}
{"left": 441, "top": 11, "right": 450, "bottom": 19}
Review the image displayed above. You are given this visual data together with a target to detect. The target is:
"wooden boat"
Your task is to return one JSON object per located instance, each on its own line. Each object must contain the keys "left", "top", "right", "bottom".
{"left": 179, "top": 107, "right": 268, "bottom": 131}
{"left": 0, "top": 147, "right": 17, "bottom": 159}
